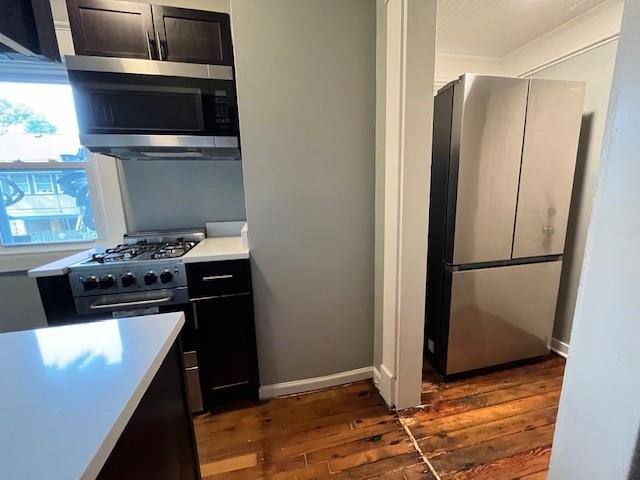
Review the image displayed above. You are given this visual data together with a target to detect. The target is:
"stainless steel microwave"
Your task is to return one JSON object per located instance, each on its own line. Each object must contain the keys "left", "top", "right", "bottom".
{"left": 66, "top": 55, "right": 240, "bottom": 160}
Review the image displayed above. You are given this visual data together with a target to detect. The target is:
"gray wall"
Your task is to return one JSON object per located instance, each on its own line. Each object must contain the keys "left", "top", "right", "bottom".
{"left": 231, "top": 0, "right": 376, "bottom": 385}
{"left": 548, "top": 1, "right": 640, "bottom": 477}
{"left": 532, "top": 41, "right": 618, "bottom": 345}
{"left": 0, "top": 273, "right": 46, "bottom": 333}
{"left": 119, "top": 160, "right": 246, "bottom": 231}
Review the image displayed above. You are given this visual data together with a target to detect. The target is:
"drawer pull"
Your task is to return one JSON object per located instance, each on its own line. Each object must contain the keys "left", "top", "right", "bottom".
{"left": 202, "top": 274, "right": 234, "bottom": 281}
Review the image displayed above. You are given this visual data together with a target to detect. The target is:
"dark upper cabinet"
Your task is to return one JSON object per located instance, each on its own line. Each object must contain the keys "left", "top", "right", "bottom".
{"left": 66, "top": 0, "right": 156, "bottom": 59}
{"left": 152, "top": 6, "right": 233, "bottom": 65}
{"left": 0, "top": 0, "right": 60, "bottom": 61}
{"left": 65, "top": 0, "right": 234, "bottom": 66}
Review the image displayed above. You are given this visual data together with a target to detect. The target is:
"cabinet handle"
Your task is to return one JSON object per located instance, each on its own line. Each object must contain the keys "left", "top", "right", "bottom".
{"left": 202, "top": 274, "right": 233, "bottom": 281}
{"left": 192, "top": 302, "right": 199, "bottom": 330}
{"left": 145, "top": 30, "right": 153, "bottom": 58}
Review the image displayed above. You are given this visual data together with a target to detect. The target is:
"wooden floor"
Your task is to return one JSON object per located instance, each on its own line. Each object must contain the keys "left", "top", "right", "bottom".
{"left": 401, "top": 354, "right": 565, "bottom": 479}
{"left": 194, "top": 354, "right": 564, "bottom": 479}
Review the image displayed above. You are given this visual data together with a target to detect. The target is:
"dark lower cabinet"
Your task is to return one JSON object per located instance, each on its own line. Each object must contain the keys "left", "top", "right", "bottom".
{"left": 193, "top": 293, "right": 259, "bottom": 406}
{"left": 66, "top": 0, "right": 157, "bottom": 59}
{"left": 97, "top": 341, "right": 201, "bottom": 480}
{"left": 186, "top": 259, "right": 259, "bottom": 409}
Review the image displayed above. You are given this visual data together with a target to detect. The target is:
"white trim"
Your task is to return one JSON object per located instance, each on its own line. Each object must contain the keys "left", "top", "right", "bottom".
{"left": 516, "top": 34, "right": 620, "bottom": 78}
{"left": 376, "top": 363, "right": 396, "bottom": 405}
{"left": 550, "top": 338, "right": 570, "bottom": 359}
{"left": 433, "top": 0, "right": 623, "bottom": 90}
{"left": 53, "top": 20, "right": 71, "bottom": 32}
{"left": 378, "top": 0, "right": 435, "bottom": 410}
{"left": 0, "top": 32, "right": 37, "bottom": 57}
{"left": 258, "top": 367, "right": 373, "bottom": 399}
{"left": 502, "top": 0, "right": 623, "bottom": 77}
{"left": 372, "top": 366, "right": 381, "bottom": 389}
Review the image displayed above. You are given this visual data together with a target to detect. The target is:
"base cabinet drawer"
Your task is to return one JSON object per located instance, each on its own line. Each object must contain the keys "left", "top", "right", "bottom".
{"left": 193, "top": 293, "right": 259, "bottom": 406}
{"left": 186, "top": 260, "right": 250, "bottom": 299}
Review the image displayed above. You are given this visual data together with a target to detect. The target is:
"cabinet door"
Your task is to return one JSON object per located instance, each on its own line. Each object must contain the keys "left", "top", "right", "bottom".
{"left": 152, "top": 6, "right": 233, "bottom": 65}
{"left": 194, "top": 294, "right": 258, "bottom": 403}
{"left": 512, "top": 80, "right": 585, "bottom": 258}
{"left": 66, "top": 0, "right": 156, "bottom": 59}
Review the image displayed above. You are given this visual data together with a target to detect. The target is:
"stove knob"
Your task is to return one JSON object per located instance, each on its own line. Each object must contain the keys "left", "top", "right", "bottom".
{"left": 82, "top": 276, "right": 99, "bottom": 291}
{"left": 121, "top": 273, "right": 136, "bottom": 288}
{"left": 160, "top": 270, "right": 174, "bottom": 284}
{"left": 99, "top": 274, "right": 116, "bottom": 289}
{"left": 144, "top": 271, "right": 158, "bottom": 286}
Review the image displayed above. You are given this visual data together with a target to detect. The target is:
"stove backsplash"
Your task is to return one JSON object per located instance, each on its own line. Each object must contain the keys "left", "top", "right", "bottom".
{"left": 118, "top": 159, "right": 247, "bottom": 232}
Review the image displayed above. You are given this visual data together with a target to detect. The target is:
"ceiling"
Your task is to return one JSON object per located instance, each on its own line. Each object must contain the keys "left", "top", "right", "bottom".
{"left": 437, "top": 0, "right": 612, "bottom": 57}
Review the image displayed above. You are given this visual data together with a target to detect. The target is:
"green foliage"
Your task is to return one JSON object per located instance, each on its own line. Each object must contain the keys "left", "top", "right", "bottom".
{"left": 0, "top": 97, "right": 57, "bottom": 135}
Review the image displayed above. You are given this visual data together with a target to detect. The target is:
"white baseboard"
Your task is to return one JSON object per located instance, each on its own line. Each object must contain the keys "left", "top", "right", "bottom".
{"left": 372, "top": 366, "right": 381, "bottom": 388}
{"left": 376, "top": 364, "right": 396, "bottom": 408}
{"left": 550, "top": 338, "right": 570, "bottom": 359}
{"left": 258, "top": 366, "right": 373, "bottom": 399}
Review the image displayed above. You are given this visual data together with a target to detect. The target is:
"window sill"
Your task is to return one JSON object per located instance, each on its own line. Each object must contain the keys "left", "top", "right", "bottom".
{"left": 0, "top": 242, "right": 97, "bottom": 274}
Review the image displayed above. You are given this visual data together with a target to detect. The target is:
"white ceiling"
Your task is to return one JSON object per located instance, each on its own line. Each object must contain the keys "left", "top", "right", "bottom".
{"left": 437, "top": 0, "right": 612, "bottom": 57}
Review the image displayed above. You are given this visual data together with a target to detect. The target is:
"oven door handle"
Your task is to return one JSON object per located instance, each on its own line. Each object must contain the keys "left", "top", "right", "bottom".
{"left": 89, "top": 294, "right": 174, "bottom": 310}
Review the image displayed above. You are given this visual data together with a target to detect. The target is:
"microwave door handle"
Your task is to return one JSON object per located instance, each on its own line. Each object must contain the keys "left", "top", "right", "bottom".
{"left": 101, "top": 105, "right": 109, "bottom": 126}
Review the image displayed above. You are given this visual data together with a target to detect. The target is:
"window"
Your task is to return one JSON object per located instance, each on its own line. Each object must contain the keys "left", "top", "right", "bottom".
{"left": 7, "top": 174, "right": 31, "bottom": 194}
{"left": 0, "top": 81, "right": 98, "bottom": 245}
{"left": 33, "top": 174, "right": 55, "bottom": 194}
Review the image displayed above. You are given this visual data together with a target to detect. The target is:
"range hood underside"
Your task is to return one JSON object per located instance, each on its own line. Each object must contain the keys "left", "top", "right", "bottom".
{"left": 80, "top": 134, "right": 241, "bottom": 161}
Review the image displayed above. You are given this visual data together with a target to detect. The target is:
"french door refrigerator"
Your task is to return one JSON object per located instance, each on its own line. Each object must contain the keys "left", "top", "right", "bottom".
{"left": 425, "top": 74, "right": 585, "bottom": 376}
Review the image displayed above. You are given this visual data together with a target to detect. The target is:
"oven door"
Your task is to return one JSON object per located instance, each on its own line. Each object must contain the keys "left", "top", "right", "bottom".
{"left": 73, "top": 288, "right": 204, "bottom": 413}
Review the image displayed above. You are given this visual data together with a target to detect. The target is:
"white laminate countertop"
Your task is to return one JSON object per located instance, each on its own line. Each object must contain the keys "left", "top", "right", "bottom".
{"left": 0, "top": 312, "right": 184, "bottom": 480}
{"left": 182, "top": 236, "right": 250, "bottom": 263}
{"left": 27, "top": 248, "right": 96, "bottom": 278}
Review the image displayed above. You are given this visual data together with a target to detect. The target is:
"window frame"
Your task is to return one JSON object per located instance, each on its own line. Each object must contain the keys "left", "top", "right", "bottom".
{"left": 0, "top": 63, "right": 127, "bottom": 273}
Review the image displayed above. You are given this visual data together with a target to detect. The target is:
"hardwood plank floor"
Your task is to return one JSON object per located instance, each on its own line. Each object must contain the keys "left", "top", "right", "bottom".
{"left": 402, "top": 354, "right": 565, "bottom": 480}
{"left": 194, "top": 354, "right": 564, "bottom": 479}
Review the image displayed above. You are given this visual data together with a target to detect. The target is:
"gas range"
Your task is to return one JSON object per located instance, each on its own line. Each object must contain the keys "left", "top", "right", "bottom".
{"left": 68, "top": 230, "right": 204, "bottom": 301}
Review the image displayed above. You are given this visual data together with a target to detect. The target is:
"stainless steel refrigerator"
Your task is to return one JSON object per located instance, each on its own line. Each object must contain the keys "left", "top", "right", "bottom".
{"left": 425, "top": 74, "right": 585, "bottom": 376}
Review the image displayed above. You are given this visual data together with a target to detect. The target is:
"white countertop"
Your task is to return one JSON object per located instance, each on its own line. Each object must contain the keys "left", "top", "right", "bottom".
{"left": 27, "top": 248, "right": 96, "bottom": 278}
{"left": 182, "top": 236, "right": 249, "bottom": 263}
{"left": 0, "top": 312, "right": 184, "bottom": 480}
{"left": 28, "top": 233, "right": 250, "bottom": 278}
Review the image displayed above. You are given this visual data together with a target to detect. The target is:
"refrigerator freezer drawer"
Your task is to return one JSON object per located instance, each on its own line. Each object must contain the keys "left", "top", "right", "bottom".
{"left": 512, "top": 79, "right": 585, "bottom": 258}
{"left": 447, "top": 260, "right": 562, "bottom": 375}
